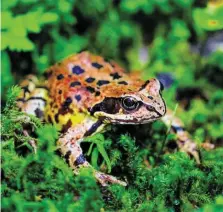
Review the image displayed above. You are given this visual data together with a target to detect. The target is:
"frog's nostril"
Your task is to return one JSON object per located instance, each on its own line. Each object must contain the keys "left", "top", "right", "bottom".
{"left": 146, "top": 105, "right": 155, "bottom": 111}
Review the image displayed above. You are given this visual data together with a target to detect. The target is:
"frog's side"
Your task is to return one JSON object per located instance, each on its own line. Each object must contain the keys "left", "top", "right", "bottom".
{"left": 17, "top": 51, "right": 201, "bottom": 186}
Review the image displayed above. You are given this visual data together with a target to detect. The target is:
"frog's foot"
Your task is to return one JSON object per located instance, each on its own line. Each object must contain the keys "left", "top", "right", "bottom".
{"left": 73, "top": 160, "right": 127, "bottom": 186}
{"left": 178, "top": 139, "right": 200, "bottom": 164}
{"left": 201, "top": 142, "right": 215, "bottom": 150}
{"left": 95, "top": 171, "right": 127, "bottom": 187}
{"left": 161, "top": 110, "right": 202, "bottom": 164}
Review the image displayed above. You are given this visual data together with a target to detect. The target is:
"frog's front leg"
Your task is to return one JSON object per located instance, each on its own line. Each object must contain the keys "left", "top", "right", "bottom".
{"left": 57, "top": 119, "right": 127, "bottom": 186}
{"left": 161, "top": 109, "right": 201, "bottom": 163}
{"left": 17, "top": 75, "right": 48, "bottom": 152}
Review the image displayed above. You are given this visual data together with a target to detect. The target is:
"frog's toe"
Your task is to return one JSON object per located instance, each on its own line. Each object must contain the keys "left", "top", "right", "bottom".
{"left": 201, "top": 142, "right": 215, "bottom": 150}
{"left": 180, "top": 140, "right": 201, "bottom": 164}
{"left": 95, "top": 171, "right": 127, "bottom": 187}
{"left": 188, "top": 149, "right": 200, "bottom": 164}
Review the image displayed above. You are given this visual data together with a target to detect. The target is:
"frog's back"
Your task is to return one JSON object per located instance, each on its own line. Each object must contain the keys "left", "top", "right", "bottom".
{"left": 44, "top": 52, "right": 144, "bottom": 127}
{"left": 46, "top": 52, "right": 124, "bottom": 108}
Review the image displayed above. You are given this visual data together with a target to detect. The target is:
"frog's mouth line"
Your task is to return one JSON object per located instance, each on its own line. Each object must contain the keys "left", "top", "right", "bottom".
{"left": 106, "top": 114, "right": 163, "bottom": 124}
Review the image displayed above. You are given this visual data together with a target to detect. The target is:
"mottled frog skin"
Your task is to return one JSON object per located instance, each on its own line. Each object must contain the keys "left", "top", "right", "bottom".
{"left": 17, "top": 51, "right": 201, "bottom": 186}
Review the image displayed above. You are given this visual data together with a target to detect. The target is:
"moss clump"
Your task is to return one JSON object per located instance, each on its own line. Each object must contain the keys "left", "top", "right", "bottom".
{"left": 1, "top": 87, "right": 223, "bottom": 211}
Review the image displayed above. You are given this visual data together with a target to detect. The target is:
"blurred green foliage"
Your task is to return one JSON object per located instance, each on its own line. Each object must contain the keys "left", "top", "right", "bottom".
{"left": 1, "top": 0, "right": 223, "bottom": 211}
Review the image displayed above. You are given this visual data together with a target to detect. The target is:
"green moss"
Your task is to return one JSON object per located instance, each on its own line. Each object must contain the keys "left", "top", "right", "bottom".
{"left": 2, "top": 88, "right": 223, "bottom": 211}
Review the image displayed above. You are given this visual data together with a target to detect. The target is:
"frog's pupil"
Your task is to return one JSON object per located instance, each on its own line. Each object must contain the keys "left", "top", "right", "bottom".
{"left": 124, "top": 98, "right": 134, "bottom": 107}
{"left": 122, "top": 97, "right": 138, "bottom": 110}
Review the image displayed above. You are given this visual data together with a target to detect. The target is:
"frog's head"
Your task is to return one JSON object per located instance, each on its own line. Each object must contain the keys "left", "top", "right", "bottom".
{"left": 90, "top": 79, "right": 166, "bottom": 124}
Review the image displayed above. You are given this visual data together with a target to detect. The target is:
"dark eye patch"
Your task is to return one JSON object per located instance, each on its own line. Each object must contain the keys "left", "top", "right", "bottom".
{"left": 90, "top": 98, "right": 120, "bottom": 115}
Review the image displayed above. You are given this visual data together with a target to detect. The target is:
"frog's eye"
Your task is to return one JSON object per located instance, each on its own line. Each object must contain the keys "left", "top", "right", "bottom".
{"left": 122, "top": 97, "right": 139, "bottom": 111}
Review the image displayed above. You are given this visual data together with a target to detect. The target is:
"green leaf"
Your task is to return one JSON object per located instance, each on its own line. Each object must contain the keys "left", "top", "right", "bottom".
{"left": 23, "top": 12, "right": 41, "bottom": 33}
{"left": 40, "top": 13, "right": 59, "bottom": 24}
{"left": 1, "top": 51, "right": 14, "bottom": 94}
{"left": 83, "top": 134, "right": 111, "bottom": 173}
{"left": 1, "top": 0, "right": 18, "bottom": 10}
{"left": 10, "top": 16, "right": 27, "bottom": 37}
{"left": 193, "top": 6, "right": 223, "bottom": 31}
{"left": 53, "top": 34, "right": 88, "bottom": 60}
{"left": 1, "top": 11, "right": 13, "bottom": 29}
{"left": 96, "top": 140, "right": 112, "bottom": 173}
{"left": 7, "top": 34, "right": 35, "bottom": 51}
{"left": 36, "top": 125, "right": 58, "bottom": 153}
{"left": 1, "top": 32, "right": 9, "bottom": 50}
{"left": 91, "top": 147, "right": 99, "bottom": 170}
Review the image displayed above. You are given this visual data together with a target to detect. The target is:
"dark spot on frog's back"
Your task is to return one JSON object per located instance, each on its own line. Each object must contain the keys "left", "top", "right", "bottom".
{"left": 75, "top": 95, "right": 81, "bottom": 102}
{"left": 61, "top": 120, "right": 72, "bottom": 133}
{"left": 21, "top": 85, "right": 30, "bottom": 93}
{"left": 58, "top": 107, "right": 74, "bottom": 116}
{"left": 110, "top": 72, "right": 122, "bottom": 80}
{"left": 57, "top": 74, "right": 64, "bottom": 80}
{"left": 86, "top": 86, "right": 95, "bottom": 93}
{"left": 85, "top": 77, "right": 95, "bottom": 83}
{"left": 58, "top": 90, "right": 62, "bottom": 94}
{"left": 62, "top": 97, "right": 72, "bottom": 108}
{"left": 55, "top": 113, "right": 59, "bottom": 123}
{"left": 118, "top": 81, "right": 128, "bottom": 85}
{"left": 72, "top": 65, "right": 85, "bottom": 75}
{"left": 70, "top": 81, "right": 81, "bottom": 87}
{"left": 92, "top": 62, "right": 103, "bottom": 69}
{"left": 47, "top": 115, "right": 53, "bottom": 123}
{"left": 139, "top": 80, "right": 150, "bottom": 91}
{"left": 97, "top": 80, "right": 110, "bottom": 86}
{"left": 95, "top": 91, "right": 100, "bottom": 96}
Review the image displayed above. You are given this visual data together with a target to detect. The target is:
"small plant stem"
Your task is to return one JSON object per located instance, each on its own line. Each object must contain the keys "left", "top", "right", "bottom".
{"left": 156, "top": 104, "right": 179, "bottom": 163}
